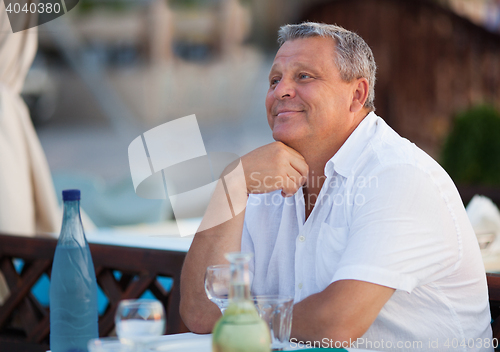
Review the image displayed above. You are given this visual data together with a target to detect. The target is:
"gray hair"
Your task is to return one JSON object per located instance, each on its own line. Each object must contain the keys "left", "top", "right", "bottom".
{"left": 278, "top": 22, "right": 377, "bottom": 111}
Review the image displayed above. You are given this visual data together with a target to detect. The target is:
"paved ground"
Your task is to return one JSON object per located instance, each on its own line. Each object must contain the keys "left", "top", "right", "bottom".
{"left": 37, "top": 54, "right": 275, "bottom": 183}
{"left": 35, "top": 54, "right": 275, "bottom": 226}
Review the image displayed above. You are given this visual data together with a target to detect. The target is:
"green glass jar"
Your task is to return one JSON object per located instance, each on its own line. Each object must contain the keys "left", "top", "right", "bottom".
{"left": 212, "top": 252, "right": 271, "bottom": 352}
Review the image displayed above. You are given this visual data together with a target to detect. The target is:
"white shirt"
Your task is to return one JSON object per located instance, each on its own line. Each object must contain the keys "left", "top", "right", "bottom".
{"left": 242, "top": 112, "right": 492, "bottom": 351}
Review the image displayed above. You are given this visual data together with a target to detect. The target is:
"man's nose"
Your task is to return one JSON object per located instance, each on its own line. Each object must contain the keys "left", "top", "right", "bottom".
{"left": 274, "top": 78, "right": 295, "bottom": 99}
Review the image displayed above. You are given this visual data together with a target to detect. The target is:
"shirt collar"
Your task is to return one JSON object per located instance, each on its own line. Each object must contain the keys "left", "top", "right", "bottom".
{"left": 326, "top": 111, "right": 379, "bottom": 178}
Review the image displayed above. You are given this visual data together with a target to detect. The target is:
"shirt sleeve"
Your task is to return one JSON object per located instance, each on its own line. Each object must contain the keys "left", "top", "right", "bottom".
{"left": 331, "top": 163, "right": 461, "bottom": 293}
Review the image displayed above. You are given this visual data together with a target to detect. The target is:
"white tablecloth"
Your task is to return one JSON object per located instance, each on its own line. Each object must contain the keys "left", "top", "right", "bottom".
{"left": 147, "top": 332, "right": 376, "bottom": 351}
{"left": 85, "top": 220, "right": 195, "bottom": 252}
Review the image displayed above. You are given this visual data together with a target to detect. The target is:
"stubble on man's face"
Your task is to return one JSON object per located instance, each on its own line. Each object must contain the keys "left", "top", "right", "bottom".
{"left": 265, "top": 36, "right": 355, "bottom": 155}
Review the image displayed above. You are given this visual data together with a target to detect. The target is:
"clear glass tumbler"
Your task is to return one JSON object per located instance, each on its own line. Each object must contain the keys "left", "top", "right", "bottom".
{"left": 115, "top": 299, "right": 166, "bottom": 351}
{"left": 205, "top": 264, "right": 231, "bottom": 314}
{"left": 253, "top": 295, "right": 294, "bottom": 351}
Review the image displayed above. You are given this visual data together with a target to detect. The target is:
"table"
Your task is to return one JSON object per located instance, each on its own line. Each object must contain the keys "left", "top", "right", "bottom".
{"left": 146, "top": 333, "right": 377, "bottom": 351}
{"left": 85, "top": 220, "right": 195, "bottom": 252}
{"left": 0, "top": 230, "right": 191, "bottom": 351}
{"left": 51, "top": 332, "right": 378, "bottom": 352}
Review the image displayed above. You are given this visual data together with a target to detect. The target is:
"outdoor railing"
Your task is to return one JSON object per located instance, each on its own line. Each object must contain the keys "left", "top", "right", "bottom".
{"left": 2, "top": 232, "right": 500, "bottom": 351}
{"left": 0, "top": 233, "right": 189, "bottom": 352}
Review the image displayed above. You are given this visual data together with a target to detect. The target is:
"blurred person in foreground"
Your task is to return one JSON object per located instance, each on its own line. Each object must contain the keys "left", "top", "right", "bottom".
{"left": 180, "top": 22, "right": 492, "bottom": 351}
{"left": 0, "top": 2, "right": 60, "bottom": 301}
{"left": 0, "top": 2, "right": 59, "bottom": 237}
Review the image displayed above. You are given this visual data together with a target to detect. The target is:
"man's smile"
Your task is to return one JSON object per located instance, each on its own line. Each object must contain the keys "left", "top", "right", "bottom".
{"left": 275, "top": 109, "right": 305, "bottom": 118}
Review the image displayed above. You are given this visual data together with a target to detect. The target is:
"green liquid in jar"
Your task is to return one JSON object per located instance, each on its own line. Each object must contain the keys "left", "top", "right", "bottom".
{"left": 212, "top": 300, "right": 270, "bottom": 352}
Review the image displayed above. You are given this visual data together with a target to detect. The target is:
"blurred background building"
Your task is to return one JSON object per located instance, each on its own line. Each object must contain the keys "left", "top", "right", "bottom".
{"left": 26, "top": 0, "right": 500, "bottom": 227}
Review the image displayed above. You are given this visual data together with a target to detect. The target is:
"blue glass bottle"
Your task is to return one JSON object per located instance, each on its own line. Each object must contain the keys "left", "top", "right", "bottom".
{"left": 50, "top": 189, "right": 98, "bottom": 352}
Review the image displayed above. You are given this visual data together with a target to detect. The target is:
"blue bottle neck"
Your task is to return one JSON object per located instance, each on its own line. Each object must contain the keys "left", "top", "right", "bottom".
{"left": 59, "top": 200, "right": 87, "bottom": 247}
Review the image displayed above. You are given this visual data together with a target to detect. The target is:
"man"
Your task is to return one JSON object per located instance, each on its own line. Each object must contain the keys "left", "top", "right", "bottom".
{"left": 180, "top": 22, "right": 492, "bottom": 351}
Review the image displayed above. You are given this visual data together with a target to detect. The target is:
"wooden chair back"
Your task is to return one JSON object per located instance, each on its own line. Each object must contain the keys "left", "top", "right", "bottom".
{"left": 0, "top": 233, "right": 188, "bottom": 352}
{"left": 488, "top": 273, "right": 500, "bottom": 341}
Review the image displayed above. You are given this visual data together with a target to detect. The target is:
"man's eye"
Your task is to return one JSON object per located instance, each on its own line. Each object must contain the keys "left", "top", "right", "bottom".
{"left": 299, "top": 73, "right": 311, "bottom": 79}
{"left": 270, "top": 78, "right": 280, "bottom": 86}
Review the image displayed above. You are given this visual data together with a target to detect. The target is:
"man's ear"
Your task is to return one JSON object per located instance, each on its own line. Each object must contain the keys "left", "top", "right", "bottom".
{"left": 350, "top": 78, "right": 369, "bottom": 113}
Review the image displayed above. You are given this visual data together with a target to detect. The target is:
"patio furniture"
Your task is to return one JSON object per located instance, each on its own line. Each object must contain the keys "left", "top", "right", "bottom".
{"left": 3, "top": 231, "right": 499, "bottom": 351}
{"left": 487, "top": 272, "right": 500, "bottom": 340}
{"left": 0, "top": 233, "right": 189, "bottom": 352}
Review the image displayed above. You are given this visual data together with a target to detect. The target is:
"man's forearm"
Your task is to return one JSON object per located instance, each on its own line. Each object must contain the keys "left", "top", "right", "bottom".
{"left": 179, "top": 169, "right": 248, "bottom": 333}
{"left": 290, "top": 280, "right": 394, "bottom": 344}
{"left": 180, "top": 143, "right": 308, "bottom": 333}
{"left": 180, "top": 213, "right": 245, "bottom": 333}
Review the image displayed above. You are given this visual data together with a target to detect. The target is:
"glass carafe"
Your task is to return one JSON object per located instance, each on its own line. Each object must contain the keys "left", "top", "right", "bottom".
{"left": 212, "top": 252, "right": 271, "bottom": 352}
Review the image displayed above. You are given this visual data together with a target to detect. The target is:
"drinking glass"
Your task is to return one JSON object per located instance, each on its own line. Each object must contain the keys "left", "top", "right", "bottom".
{"left": 115, "top": 299, "right": 166, "bottom": 351}
{"left": 253, "top": 295, "right": 294, "bottom": 351}
{"left": 205, "top": 264, "right": 230, "bottom": 314}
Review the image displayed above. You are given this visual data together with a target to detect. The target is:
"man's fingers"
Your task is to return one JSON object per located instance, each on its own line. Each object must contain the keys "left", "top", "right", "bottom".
{"left": 290, "top": 158, "right": 309, "bottom": 179}
{"left": 278, "top": 142, "right": 304, "bottom": 160}
{"left": 277, "top": 143, "right": 308, "bottom": 177}
{"left": 282, "top": 169, "right": 304, "bottom": 196}
{"left": 241, "top": 141, "right": 309, "bottom": 195}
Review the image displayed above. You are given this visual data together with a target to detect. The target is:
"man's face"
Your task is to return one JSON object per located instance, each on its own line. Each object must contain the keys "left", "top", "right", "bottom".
{"left": 266, "top": 36, "right": 356, "bottom": 152}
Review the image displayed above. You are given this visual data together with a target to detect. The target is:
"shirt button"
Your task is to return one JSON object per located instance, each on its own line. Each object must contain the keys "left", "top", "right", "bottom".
{"left": 299, "top": 236, "right": 306, "bottom": 242}
{"left": 298, "top": 283, "right": 303, "bottom": 289}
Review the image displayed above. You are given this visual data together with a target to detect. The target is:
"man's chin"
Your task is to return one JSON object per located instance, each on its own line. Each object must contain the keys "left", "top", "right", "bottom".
{"left": 272, "top": 133, "right": 300, "bottom": 150}
{"left": 272, "top": 132, "right": 288, "bottom": 143}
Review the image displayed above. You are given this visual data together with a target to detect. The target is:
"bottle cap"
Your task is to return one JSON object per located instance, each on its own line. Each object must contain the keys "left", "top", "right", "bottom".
{"left": 62, "top": 189, "right": 81, "bottom": 201}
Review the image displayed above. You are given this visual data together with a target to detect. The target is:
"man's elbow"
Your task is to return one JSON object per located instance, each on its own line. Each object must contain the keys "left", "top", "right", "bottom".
{"left": 304, "top": 317, "right": 365, "bottom": 347}
{"left": 320, "top": 324, "right": 366, "bottom": 347}
{"left": 179, "top": 298, "right": 218, "bottom": 334}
